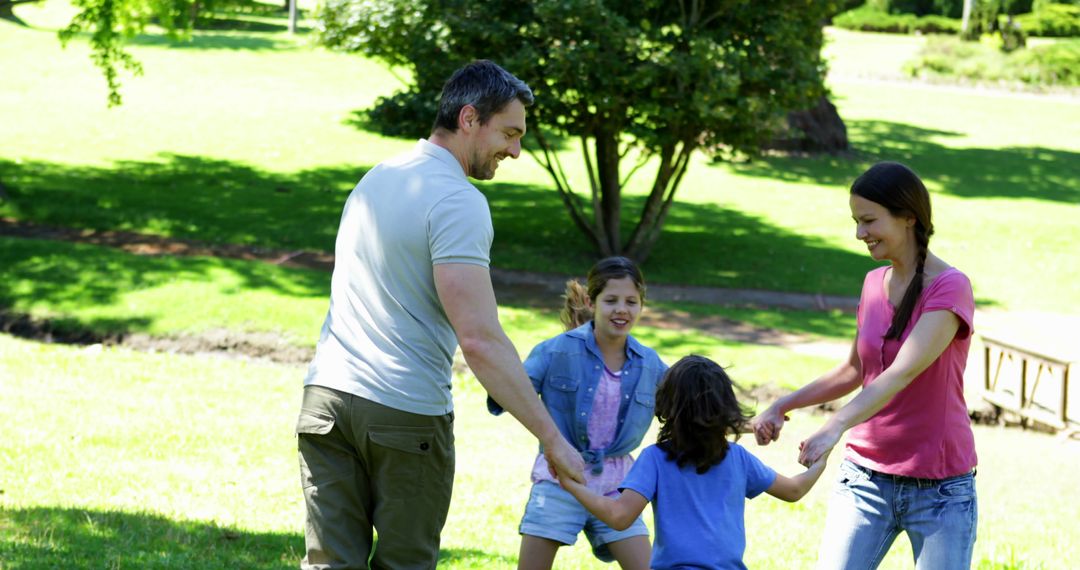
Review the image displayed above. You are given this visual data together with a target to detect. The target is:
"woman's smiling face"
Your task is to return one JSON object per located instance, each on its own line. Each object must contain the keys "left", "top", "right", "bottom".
{"left": 850, "top": 193, "right": 915, "bottom": 262}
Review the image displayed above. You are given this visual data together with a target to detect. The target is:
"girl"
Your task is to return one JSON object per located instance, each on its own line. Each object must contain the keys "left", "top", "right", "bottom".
{"left": 559, "top": 355, "right": 828, "bottom": 570}
{"left": 752, "top": 161, "right": 978, "bottom": 569}
{"left": 489, "top": 256, "right": 666, "bottom": 569}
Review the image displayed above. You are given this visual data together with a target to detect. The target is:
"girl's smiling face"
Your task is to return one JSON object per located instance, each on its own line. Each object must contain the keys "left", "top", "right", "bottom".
{"left": 589, "top": 276, "right": 643, "bottom": 341}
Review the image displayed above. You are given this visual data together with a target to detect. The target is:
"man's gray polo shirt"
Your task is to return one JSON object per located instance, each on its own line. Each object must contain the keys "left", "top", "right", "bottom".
{"left": 304, "top": 139, "right": 494, "bottom": 415}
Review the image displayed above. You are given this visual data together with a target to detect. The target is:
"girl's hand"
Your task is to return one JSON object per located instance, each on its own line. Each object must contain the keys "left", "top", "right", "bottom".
{"left": 750, "top": 405, "right": 789, "bottom": 446}
{"left": 554, "top": 467, "right": 585, "bottom": 493}
{"left": 798, "top": 423, "right": 842, "bottom": 467}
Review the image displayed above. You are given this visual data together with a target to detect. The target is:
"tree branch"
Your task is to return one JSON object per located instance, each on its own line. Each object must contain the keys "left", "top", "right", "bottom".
{"left": 528, "top": 128, "right": 603, "bottom": 251}
{"left": 580, "top": 135, "right": 608, "bottom": 250}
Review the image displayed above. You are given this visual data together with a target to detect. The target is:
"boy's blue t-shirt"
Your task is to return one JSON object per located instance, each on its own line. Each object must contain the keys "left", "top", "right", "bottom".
{"left": 620, "top": 442, "right": 777, "bottom": 570}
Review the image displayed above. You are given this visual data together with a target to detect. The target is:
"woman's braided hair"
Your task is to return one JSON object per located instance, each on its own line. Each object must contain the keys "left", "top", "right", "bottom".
{"left": 851, "top": 162, "right": 934, "bottom": 340}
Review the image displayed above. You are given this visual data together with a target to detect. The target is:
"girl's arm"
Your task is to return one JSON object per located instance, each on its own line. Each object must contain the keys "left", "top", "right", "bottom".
{"left": 797, "top": 310, "right": 960, "bottom": 466}
{"left": 559, "top": 478, "right": 648, "bottom": 532}
{"left": 751, "top": 335, "right": 863, "bottom": 445}
{"left": 765, "top": 454, "right": 829, "bottom": 502}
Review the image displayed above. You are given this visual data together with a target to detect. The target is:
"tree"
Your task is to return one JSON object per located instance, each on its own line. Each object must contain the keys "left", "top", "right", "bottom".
{"left": 51, "top": 0, "right": 269, "bottom": 106}
{"left": 319, "top": 0, "right": 836, "bottom": 261}
{"left": 56, "top": 0, "right": 197, "bottom": 106}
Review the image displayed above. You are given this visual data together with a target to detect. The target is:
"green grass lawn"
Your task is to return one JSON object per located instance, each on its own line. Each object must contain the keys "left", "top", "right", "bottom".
{"left": 2, "top": 6, "right": 1078, "bottom": 314}
{"left": 2, "top": 5, "right": 1079, "bottom": 568}
{"left": 2, "top": 335, "right": 1076, "bottom": 569}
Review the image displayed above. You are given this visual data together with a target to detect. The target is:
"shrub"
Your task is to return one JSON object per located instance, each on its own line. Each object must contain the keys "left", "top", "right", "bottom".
{"left": 833, "top": 5, "right": 961, "bottom": 34}
{"left": 864, "top": 0, "right": 1032, "bottom": 18}
{"left": 904, "top": 35, "right": 1080, "bottom": 86}
{"left": 1016, "top": 4, "right": 1080, "bottom": 36}
{"left": 1008, "top": 40, "right": 1080, "bottom": 83}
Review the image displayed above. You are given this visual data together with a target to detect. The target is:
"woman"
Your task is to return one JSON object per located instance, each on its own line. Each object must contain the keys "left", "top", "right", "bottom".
{"left": 751, "top": 162, "right": 978, "bottom": 569}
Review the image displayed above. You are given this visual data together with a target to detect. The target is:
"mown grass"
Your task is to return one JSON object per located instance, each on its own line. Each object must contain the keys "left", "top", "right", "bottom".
{"left": 2, "top": 5, "right": 1079, "bottom": 312}
{"left": 1, "top": 5, "right": 1078, "bottom": 568}
{"left": 1, "top": 335, "right": 1076, "bottom": 569}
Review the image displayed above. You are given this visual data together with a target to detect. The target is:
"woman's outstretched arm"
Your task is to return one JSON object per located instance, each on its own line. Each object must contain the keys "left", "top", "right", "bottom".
{"left": 797, "top": 310, "right": 960, "bottom": 466}
{"left": 751, "top": 335, "right": 863, "bottom": 445}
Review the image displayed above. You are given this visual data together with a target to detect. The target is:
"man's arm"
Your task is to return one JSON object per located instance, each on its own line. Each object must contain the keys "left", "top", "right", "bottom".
{"left": 434, "top": 263, "right": 585, "bottom": 483}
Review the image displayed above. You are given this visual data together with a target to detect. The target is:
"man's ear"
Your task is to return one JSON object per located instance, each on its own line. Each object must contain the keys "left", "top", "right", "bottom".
{"left": 458, "top": 104, "right": 479, "bottom": 133}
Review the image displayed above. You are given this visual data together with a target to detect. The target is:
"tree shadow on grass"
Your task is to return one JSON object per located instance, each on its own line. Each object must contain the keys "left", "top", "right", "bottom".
{"left": 195, "top": 17, "right": 290, "bottom": 33}
{"left": 0, "top": 151, "right": 1005, "bottom": 312}
{"left": 0, "top": 155, "right": 362, "bottom": 253}
{"left": 480, "top": 180, "right": 881, "bottom": 300}
{"left": 0, "top": 235, "right": 330, "bottom": 339}
{"left": 729, "top": 119, "right": 1080, "bottom": 204}
{"left": 0, "top": 506, "right": 303, "bottom": 569}
{"left": 127, "top": 31, "right": 294, "bottom": 51}
{"left": 0, "top": 506, "right": 510, "bottom": 568}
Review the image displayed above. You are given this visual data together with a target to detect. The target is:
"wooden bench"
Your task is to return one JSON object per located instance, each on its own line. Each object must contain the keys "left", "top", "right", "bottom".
{"left": 982, "top": 333, "right": 1076, "bottom": 432}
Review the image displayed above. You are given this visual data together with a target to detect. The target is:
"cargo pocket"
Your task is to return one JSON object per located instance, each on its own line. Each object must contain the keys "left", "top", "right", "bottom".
{"left": 367, "top": 424, "right": 437, "bottom": 489}
{"left": 296, "top": 409, "right": 351, "bottom": 489}
{"left": 296, "top": 409, "right": 335, "bottom": 436}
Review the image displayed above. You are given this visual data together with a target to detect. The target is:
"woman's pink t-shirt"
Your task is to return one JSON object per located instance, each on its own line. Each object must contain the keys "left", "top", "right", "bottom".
{"left": 846, "top": 266, "right": 978, "bottom": 479}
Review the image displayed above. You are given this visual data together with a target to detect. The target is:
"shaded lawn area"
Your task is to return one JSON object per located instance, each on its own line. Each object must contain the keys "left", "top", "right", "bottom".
{"left": 0, "top": 236, "right": 330, "bottom": 345}
{"left": 0, "top": 153, "right": 876, "bottom": 297}
{"left": 731, "top": 120, "right": 1080, "bottom": 204}
{"left": 4, "top": 114, "right": 1076, "bottom": 309}
{"left": 3, "top": 6, "right": 1079, "bottom": 312}
{"left": 0, "top": 234, "right": 844, "bottom": 391}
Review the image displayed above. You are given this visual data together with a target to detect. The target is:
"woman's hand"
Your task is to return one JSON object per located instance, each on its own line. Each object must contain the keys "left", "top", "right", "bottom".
{"left": 798, "top": 422, "right": 842, "bottom": 467}
{"left": 750, "top": 405, "right": 789, "bottom": 446}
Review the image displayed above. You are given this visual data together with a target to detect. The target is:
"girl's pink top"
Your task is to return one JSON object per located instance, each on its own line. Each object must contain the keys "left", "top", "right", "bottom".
{"left": 532, "top": 367, "right": 633, "bottom": 495}
{"left": 846, "top": 266, "right": 978, "bottom": 479}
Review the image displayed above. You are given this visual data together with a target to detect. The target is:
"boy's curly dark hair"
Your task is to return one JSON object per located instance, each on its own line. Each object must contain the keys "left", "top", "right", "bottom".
{"left": 655, "top": 355, "right": 753, "bottom": 474}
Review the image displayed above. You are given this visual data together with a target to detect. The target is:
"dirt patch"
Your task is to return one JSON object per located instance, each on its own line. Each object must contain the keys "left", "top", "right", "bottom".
{"left": 0, "top": 310, "right": 314, "bottom": 366}
{"left": 1, "top": 217, "right": 850, "bottom": 356}
{"left": 0, "top": 217, "right": 334, "bottom": 272}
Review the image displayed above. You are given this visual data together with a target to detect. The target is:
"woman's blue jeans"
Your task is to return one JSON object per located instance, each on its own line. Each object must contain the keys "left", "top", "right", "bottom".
{"left": 816, "top": 459, "right": 977, "bottom": 570}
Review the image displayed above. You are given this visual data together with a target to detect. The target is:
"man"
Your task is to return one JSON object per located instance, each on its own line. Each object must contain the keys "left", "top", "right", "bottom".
{"left": 296, "top": 60, "right": 585, "bottom": 570}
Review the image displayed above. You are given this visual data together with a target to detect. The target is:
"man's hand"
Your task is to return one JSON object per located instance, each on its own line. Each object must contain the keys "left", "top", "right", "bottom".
{"left": 543, "top": 435, "right": 585, "bottom": 484}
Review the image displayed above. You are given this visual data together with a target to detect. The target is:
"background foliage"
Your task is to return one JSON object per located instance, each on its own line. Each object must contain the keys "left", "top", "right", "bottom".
{"left": 317, "top": 0, "right": 837, "bottom": 260}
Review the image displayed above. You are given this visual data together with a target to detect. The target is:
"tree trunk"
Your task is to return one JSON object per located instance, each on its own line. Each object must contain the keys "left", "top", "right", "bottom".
{"left": 594, "top": 130, "right": 622, "bottom": 256}
{"left": 624, "top": 140, "right": 695, "bottom": 262}
{"left": 0, "top": 0, "right": 41, "bottom": 24}
{"left": 764, "top": 95, "right": 849, "bottom": 155}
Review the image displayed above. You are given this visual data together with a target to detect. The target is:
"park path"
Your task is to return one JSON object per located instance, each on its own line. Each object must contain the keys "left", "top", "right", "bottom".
{"left": 0, "top": 217, "right": 854, "bottom": 360}
{"left": 3, "top": 217, "right": 1076, "bottom": 370}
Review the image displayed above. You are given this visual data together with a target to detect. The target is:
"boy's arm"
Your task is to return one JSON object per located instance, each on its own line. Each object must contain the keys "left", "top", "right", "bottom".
{"left": 559, "top": 477, "right": 648, "bottom": 531}
{"left": 765, "top": 455, "right": 829, "bottom": 503}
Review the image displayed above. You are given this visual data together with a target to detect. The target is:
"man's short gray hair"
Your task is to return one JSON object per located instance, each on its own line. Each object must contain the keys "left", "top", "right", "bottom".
{"left": 432, "top": 60, "right": 533, "bottom": 133}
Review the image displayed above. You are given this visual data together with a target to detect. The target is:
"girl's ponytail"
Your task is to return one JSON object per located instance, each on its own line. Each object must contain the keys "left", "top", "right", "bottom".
{"left": 560, "top": 279, "right": 592, "bottom": 331}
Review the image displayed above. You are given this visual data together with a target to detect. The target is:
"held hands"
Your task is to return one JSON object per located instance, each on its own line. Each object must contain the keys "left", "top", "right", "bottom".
{"left": 798, "top": 422, "right": 842, "bottom": 467}
{"left": 544, "top": 436, "right": 586, "bottom": 484}
{"left": 750, "top": 405, "right": 790, "bottom": 446}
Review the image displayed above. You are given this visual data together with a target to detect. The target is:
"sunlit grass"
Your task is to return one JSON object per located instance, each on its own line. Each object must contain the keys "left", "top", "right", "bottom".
{"left": 1, "top": 335, "right": 1076, "bottom": 568}
{"left": 2, "top": 7, "right": 1079, "bottom": 312}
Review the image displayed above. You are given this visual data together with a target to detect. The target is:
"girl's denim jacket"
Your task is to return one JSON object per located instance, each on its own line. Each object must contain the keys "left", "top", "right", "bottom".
{"left": 487, "top": 322, "right": 667, "bottom": 473}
